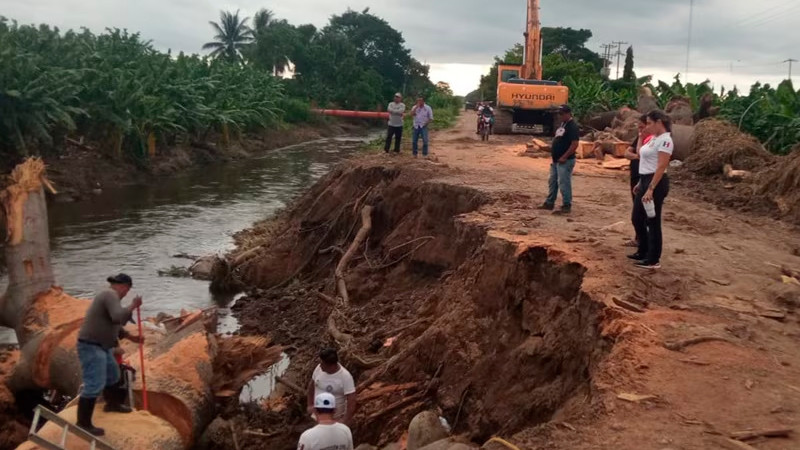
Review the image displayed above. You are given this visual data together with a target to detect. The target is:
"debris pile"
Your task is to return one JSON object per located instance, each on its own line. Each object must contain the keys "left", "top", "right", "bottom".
{"left": 685, "top": 119, "right": 775, "bottom": 176}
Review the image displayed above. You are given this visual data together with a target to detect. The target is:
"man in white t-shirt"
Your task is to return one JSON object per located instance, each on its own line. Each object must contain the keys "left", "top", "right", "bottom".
{"left": 297, "top": 393, "right": 354, "bottom": 450}
{"left": 307, "top": 348, "right": 356, "bottom": 424}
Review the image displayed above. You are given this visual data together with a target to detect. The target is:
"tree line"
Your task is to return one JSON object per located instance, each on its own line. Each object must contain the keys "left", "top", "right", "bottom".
{"left": 0, "top": 8, "right": 455, "bottom": 161}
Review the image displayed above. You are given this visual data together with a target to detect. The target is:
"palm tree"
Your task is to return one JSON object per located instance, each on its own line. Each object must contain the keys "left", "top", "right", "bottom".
{"left": 249, "top": 9, "right": 295, "bottom": 76}
{"left": 202, "top": 10, "right": 253, "bottom": 63}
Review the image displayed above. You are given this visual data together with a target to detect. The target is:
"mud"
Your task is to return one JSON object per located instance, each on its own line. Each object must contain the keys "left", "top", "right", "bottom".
{"left": 227, "top": 160, "right": 609, "bottom": 447}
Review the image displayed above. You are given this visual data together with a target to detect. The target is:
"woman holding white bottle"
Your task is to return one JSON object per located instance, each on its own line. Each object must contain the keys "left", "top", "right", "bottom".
{"left": 629, "top": 110, "right": 673, "bottom": 269}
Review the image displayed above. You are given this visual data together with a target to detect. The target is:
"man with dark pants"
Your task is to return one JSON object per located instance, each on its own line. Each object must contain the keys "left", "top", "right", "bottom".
{"left": 76, "top": 274, "right": 142, "bottom": 436}
{"left": 539, "top": 105, "right": 580, "bottom": 214}
{"left": 384, "top": 93, "right": 405, "bottom": 153}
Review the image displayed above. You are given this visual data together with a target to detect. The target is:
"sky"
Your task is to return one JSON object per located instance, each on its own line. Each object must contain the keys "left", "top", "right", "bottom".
{"left": 4, "top": 0, "right": 799, "bottom": 95}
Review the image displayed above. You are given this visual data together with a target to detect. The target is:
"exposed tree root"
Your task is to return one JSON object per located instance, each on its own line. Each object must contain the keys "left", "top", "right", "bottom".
{"left": 335, "top": 205, "right": 373, "bottom": 306}
{"left": 663, "top": 336, "right": 736, "bottom": 351}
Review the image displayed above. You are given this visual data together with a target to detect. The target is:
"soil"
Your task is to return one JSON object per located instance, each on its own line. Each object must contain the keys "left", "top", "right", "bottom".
{"left": 0, "top": 120, "right": 371, "bottom": 200}
{"left": 222, "top": 113, "right": 800, "bottom": 449}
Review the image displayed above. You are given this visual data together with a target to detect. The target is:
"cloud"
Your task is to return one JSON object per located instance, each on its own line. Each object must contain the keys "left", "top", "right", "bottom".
{"left": 4, "top": 0, "right": 798, "bottom": 94}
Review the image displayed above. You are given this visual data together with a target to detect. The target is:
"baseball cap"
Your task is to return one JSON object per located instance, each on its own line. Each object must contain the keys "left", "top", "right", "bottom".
{"left": 314, "top": 393, "right": 336, "bottom": 409}
{"left": 394, "top": 92, "right": 402, "bottom": 98}
{"left": 558, "top": 104, "right": 572, "bottom": 113}
{"left": 107, "top": 273, "right": 133, "bottom": 286}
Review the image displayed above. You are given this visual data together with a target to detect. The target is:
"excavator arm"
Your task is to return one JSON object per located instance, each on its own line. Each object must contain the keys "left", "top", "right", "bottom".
{"left": 521, "top": 0, "right": 542, "bottom": 80}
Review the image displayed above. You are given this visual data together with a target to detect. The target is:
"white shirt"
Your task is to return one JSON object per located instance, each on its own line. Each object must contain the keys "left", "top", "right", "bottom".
{"left": 297, "top": 423, "right": 353, "bottom": 450}
{"left": 639, "top": 132, "right": 674, "bottom": 175}
{"left": 312, "top": 365, "right": 355, "bottom": 419}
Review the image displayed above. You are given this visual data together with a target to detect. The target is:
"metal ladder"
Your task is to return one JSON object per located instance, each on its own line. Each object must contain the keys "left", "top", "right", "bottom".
{"left": 28, "top": 405, "right": 117, "bottom": 450}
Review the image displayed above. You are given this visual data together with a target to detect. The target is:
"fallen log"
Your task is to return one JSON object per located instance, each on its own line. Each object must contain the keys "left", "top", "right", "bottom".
{"left": 731, "top": 428, "right": 792, "bottom": 441}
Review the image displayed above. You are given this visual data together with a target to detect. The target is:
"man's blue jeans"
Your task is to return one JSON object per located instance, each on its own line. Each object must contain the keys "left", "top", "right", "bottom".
{"left": 546, "top": 158, "right": 576, "bottom": 207}
{"left": 412, "top": 126, "right": 429, "bottom": 156}
{"left": 77, "top": 340, "right": 120, "bottom": 399}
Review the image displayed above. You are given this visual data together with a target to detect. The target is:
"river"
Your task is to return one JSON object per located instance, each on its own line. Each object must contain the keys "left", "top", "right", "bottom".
{"left": 0, "top": 135, "right": 372, "bottom": 344}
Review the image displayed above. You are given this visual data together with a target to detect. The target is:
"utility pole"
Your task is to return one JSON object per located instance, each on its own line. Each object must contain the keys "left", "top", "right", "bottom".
{"left": 612, "top": 41, "right": 628, "bottom": 79}
{"left": 686, "top": 0, "right": 694, "bottom": 81}
{"left": 600, "top": 43, "right": 614, "bottom": 78}
{"left": 784, "top": 58, "right": 798, "bottom": 81}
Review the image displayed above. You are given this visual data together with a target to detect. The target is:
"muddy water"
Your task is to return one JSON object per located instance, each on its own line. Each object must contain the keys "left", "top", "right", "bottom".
{"left": 0, "top": 136, "right": 373, "bottom": 344}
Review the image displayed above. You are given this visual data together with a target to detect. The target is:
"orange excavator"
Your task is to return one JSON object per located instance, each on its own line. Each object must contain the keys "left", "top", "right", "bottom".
{"left": 493, "top": 0, "right": 569, "bottom": 135}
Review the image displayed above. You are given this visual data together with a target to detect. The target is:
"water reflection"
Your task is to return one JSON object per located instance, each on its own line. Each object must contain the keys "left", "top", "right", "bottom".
{"left": 0, "top": 136, "right": 371, "bottom": 343}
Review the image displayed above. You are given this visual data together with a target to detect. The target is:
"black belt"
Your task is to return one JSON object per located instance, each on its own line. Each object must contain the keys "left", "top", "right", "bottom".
{"left": 77, "top": 339, "right": 103, "bottom": 347}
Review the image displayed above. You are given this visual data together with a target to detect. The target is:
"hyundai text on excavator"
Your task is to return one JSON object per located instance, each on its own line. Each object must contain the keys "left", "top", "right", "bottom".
{"left": 493, "top": 0, "right": 569, "bottom": 135}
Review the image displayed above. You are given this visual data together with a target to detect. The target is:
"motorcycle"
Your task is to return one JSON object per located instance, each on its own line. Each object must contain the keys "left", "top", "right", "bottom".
{"left": 478, "top": 114, "right": 493, "bottom": 141}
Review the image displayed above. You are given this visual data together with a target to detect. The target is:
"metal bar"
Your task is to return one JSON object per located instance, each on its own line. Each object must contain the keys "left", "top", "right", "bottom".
{"left": 29, "top": 406, "right": 118, "bottom": 450}
{"left": 59, "top": 425, "right": 69, "bottom": 446}
{"left": 29, "top": 407, "right": 42, "bottom": 437}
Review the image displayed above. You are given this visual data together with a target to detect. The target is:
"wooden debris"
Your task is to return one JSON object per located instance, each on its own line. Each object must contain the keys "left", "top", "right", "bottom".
{"left": 275, "top": 376, "right": 306, "bottom": 396}
{"left": 612, "top": 297, "right": 645, "bottom": 313}
{"left": 731, "top": 428, "right": 792, "bottom": 441}
{"left": 664, "top": 336, "right": 736, "bottom": 351}
{"left": 711, "top": 279, "right": 732, "bottom": 286}
{"left": 335, "top": 205, "right": 373, "bottom": 305}
{"left": 723, "top": 164, "right": 752, "bottom": 180}
{"left": 243, "top": 429, "right": 279, "bottom": 438}
{"left": 601, "top": 158, "right": 630, "bottom": 170}
{"left": 759, "top": 309, "right": 787, "bottom": 321}
{"left": 357, "top": 382, "right": 419, "bottom": 403}
{"left": 723, "top": 438, "right": 759, "bottom": 450}
{"left": 364, "top": 391, "right": 426, "bottom": 421}
{"left": 678, "top": 358, "right": 711, "bottom": 366}
{"left": 616, "top": 392, "right": 657, "bottom": 403}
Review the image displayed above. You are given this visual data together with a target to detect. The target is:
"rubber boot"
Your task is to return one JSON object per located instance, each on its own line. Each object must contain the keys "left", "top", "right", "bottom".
{"left": 77, "top": 397, "right": 105, "bottom": 436}
{"left": 102, "top": 387, "right": 132, "bottom": 413}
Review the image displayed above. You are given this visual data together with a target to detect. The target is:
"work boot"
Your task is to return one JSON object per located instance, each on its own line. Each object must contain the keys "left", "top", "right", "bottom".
{"left": 103, "top": 387, "right": 132, "bottom": 413}
{"left": 77, "top": 397, "right": 105, "bottom": 436}
{"left": 537, "top": 202, "right": 555, "bottom": 211}
{"left": 553, "top": 205, "right": 571, "bottom": 215}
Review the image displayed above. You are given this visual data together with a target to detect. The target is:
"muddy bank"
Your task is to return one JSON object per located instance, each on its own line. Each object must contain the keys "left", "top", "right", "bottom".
{"left": 220, "top": 158, "right": 611, "bottom": 448}
{"left": 2, "top": 120, "right": 371, "bottom": 200}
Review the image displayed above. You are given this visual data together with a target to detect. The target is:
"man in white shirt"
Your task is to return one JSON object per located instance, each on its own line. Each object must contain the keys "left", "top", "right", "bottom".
{"left": 307, "top": 348, "right": 356, "bottom": 425}
{"left": 297, "top": 393, "right": 354, "bottom": 450}
{"left": 384, "top": 93, "right": 406, "bottom": 154}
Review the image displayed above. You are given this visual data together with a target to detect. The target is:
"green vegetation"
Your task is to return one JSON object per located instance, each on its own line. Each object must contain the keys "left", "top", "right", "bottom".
{"left": 0, "top": 8, "right": 458, "bottom": 162}
{"left": 469, "top": 26, "right": 800, "bottom": 155}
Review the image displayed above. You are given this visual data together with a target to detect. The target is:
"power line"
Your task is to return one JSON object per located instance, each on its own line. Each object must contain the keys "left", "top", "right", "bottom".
{"left": 732, "top": 0, "right": 796, "bottom": 26}
{"left": 599, "top": 43, "right": 614, "bottom": 77}
{"left": 741, "top": 3, "right": 800, "bottom": 29}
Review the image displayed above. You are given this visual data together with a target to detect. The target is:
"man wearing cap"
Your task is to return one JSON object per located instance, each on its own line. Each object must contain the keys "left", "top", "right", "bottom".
{"left": 539, "top": 105, "right": 580, "bottom": 215}
{"left": 384, "top": 93, "right": 406, "bottom": 154}
{"left": 75, "top": 274, "right": 143, "bottom": 436}
{"left": 298, "top": 393, "right": 353, "bottom": 450}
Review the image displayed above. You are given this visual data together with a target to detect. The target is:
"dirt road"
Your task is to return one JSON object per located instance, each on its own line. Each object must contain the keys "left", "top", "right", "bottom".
{"left": 429, "top": 113, "right": 800, "bottom": 449}
{"left": 231, "top": 112, "right": 800, "bottom": 449}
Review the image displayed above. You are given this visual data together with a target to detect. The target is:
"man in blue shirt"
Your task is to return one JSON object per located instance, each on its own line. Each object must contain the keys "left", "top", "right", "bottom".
{"left": 410, "top": 96, "right": 434, "bottom": 157}
{"left": 539, "top": 105, "right": 580, "bottom": 214}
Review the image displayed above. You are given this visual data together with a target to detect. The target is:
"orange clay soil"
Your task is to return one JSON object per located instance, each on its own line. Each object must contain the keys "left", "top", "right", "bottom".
{"left": 227, "top": 113, "right": 800, "bottom": 449}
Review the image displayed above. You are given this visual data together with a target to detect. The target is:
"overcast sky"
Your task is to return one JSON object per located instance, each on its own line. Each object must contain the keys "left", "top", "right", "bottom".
{"left": 5, "top": 0, "right": 798, "bottom": 95}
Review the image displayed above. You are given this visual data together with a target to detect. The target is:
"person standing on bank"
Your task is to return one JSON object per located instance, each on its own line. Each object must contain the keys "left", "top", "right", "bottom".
{"left": 384, "top": 93, "right": 406, "bottom": 154}
{"left": 630, "top": 110, "right": 673, "bottom": 270}
{"left": 76, "top": 274, "right": 143, "bottom": 436}
{"left": 307, "top": 348, "right": 356, "bottom": 426}
{"left": 623, "top": 115, "right": 653, "bottom": 248}
{"left": 297, "top": 393, "right": 354, "bottom": 450}
{"left": 410, "top": 96, "right": 433, "bottom": 158}
{"left": 539, "top": 105, "right": 580, "bottom": 214}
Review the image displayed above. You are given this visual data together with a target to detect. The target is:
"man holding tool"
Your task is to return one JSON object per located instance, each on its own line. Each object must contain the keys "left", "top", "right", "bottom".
{"left": 76, "top": 273, "right": 143, "bottom": 436}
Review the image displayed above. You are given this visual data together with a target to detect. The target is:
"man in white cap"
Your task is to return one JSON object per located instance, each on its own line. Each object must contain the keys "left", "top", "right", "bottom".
{"left": 297, "top": 393, "right": 354, "bottom": 450}
{"left": 384, "top": 92, "right": 406, "bottom": 154}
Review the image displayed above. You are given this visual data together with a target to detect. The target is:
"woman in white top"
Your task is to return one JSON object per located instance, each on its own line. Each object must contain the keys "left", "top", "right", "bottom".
{"left": 629, "top": 110, "right": 673, "bottom": 269}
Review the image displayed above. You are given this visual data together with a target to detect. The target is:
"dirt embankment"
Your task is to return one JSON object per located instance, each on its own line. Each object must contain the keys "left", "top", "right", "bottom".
{"left": 223, "top": 160, "right": 612, "bottom": 448}
{"left": 217, "top": 113, "right": 800, "bottom": 450}
{"left": 0, "top": 120, "right": 371, "bottom": 200}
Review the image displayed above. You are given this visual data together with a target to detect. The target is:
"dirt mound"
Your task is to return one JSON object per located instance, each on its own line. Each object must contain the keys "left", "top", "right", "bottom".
{"left": 755, "top": 146, "right": 800, "bottom": 222}
{"left": 227, "top": 158, "right": 608, "bottom": 447}
{"left": 685, "top": 119, "right": 775, "bottom": 175}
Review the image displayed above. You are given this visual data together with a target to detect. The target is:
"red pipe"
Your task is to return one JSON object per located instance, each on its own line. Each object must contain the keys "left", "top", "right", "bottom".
{"left": 312, "top": 109, "right": 390, "bottom": 119}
